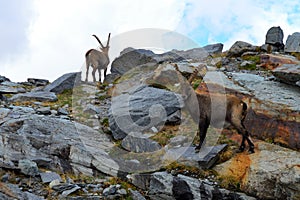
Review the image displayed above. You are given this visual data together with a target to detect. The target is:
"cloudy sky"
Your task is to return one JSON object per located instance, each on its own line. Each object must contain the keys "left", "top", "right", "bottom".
{"left": 1, "top": 0, "right": 300, "bottom": 82}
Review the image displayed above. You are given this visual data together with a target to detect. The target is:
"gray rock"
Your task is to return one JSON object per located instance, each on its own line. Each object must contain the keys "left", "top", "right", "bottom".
{"left": 0, "top": 106, "right": 117, "bottom": 177}
{"left": 202, "top": 43, "right": 224, "bottom": 54}
{"left": 265, "top": 26, "right": 284, "bottom": 46}
{"left": 285, "top": 32, "right": 300, "bottom": 53}
{"left": 227, "top": 41, "right": 258, "bottom": 57}
{"left": 60, "top": 185, "right": 81, "bottom": 197}
{"left": 111, "top": 48, "right": 157, "bottom": 75}
{"left": 109, "top": 86, "right": 183, "bottom": 140}
{"left": 0, "top": 84, "right": 26, "bottom": 94}
{"left": 103, "top": 185, "right": 117, "bottom": 196}
{"left": 272, "top": 64, "right": 300, "bottom": 86}
{"left": 148, "top": 172, "right": 256, "bottom": 200}
{"left": 57, "top": 107, "right": 69, "bottom": 115}
{"left": 27, "top": 78, "right": 49, "bottom": 86}
{"left": 23, "top": 192, "right": 45, "bottom": 200}
{"left": 83, "top": 104, "right": 101, "bottom": 114}
{"left": 169, "top": 136, "right": 188, "bottom": 147}
{"left": 9, "top": 91, "right": 58, "bottom": 102}
{"left": 36, "top": 107, "right": 51, "bottom": 115}
{"left": 165, "top": 144, "right": 228, "bottom": 169}
{"left": 40, "top": 172, "right": 62, "bottom": 183}
{"left": 117, "top": 188, "right": 127, "bottom": 195}
{"left": 171, "top": 48, "right": 209, "bottom": 61}
{"left": 44, "top": 72, "right": 81, "bottom": 94}
{"left": 18, "top": 159, "right": 39, "bottom": 176}
{"left": 0, "top": 75, "right": 10, "bottom": 83}
{"left": 215, "top": 142, "right": 300, "bottom": 200}
{"left": 121, "top": 132, "right": 161, "bottom": 153}
{"left": 129, "top": 188, "right": 146, "bottom": 200}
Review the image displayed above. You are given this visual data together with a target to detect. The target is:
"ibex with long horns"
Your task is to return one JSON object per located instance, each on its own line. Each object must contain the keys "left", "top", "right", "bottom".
{"left": 85, "top": 33, "right": 111, "bottom": 82}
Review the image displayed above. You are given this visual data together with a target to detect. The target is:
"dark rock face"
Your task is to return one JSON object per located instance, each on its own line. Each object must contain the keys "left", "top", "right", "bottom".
{"left": 109, "top": 85, "right": 183, "bottom": 140}
{"left": 44, "top": 72, "right": 81, "bottom": 94}
{"left": 111, "top": 48, "right": 157, "bottom": 76}
{"left": 227, "top": 41, "right": 258, "bottom": 57}
{"left": 202, "top": 43, "right": 224, "bottom": 54}
{"left": 265, "top": 26, "right": 284, "bottom": 46}
{"left": 285, "top": 32, "right": 300, "bottom": 53}
{"left": 27, "top": 78, "right": 49, "bottom": 86}
{"left": 272, "top": 64, "right": 300, "bottom": 86}
{"left": 0, "top": 75, "right": 10, "bottom": 83}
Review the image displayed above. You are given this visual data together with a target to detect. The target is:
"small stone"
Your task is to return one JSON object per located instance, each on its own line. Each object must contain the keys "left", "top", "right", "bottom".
{"left": 117, "top": 189, "right": 127, "bottom": 195}
{"left": 18, "top": 159, "right": 39, "bottom": 176}
{"left": 129, "top": 188, "right": 146, "bottom": 200}
{"left": 57, "top": 107, "right": 69, "bottom": 115}
{"left": 103, "top": 185, "right": 117, "bottom": 196}
{"left": 1, "top": 173, "right": 10, "bottom": 182}
{"left": 49, "top": 179, "right": 61, "bottom": 189}
{"left": 36, "top": 107, "right": 51, "bottom": 115}
{"left": 40, "top": 172, "right": 62, "bottom": 183}
{"left": 60, "top": 185, "right": 81, "bottom": 197}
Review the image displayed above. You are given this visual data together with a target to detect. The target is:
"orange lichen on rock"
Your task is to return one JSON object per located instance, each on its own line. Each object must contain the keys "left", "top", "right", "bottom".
{"left": 215, "top": 151, "right": 255, "bottom": 190}
{"left": 259, "top": 53, "right": 299, "bottom": 70}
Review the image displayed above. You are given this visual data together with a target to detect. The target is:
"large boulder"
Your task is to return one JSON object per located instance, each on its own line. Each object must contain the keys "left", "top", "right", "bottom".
{"left": 285, "top": 32, "right": 300, "bottom": 53}
{"left": 259, "top": 53, "right": 299, "bottom": 70}
{"left": 227, "top": 41, "right": 258, "bottom": 57}
{"left": 265, "top": 26, "right": 284, "bottom": 46}
{"left": 110, "top": 48, "right": 157, "bottom": 76}
{"left": 272, "top": 64, "right": 300, "bottom": 86}
{"left": 215, "top": 142, "right": 300, "bottom": 200}
{"left": 109, "top": 85, "right": 183, "bottom": 140}
{"left": 44, "top": 72, "right": 81, "bottom": 94}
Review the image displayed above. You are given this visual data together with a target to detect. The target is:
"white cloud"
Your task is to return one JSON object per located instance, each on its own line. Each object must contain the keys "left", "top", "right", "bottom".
{"left": 177, "top": 0, "right": 300, "bottom": 50}
{"left": 1, "top": 0, "right": 300, "bottom": 82}
{"left": 1, "top": 0, "right": 186, "bottom": 82}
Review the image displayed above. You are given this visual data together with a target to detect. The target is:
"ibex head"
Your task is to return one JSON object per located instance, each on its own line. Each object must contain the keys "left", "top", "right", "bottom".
{"left": 92, "top": 33, "right": 111, "bottom": 54}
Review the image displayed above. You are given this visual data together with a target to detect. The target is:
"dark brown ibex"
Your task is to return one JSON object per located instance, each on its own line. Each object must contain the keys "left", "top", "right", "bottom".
{"left": 85, "top": 33, "right": 111, "bottom": 82}
{"left": 177, "top": 65, "right": 255, "bottom": 153}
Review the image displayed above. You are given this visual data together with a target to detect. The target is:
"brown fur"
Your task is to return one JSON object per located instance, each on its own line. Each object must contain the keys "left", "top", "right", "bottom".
{"left": 85, "top": 33, "right": 111, "bottom": 82}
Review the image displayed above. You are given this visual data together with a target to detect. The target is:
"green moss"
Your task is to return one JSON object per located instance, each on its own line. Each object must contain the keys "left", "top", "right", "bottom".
{"left": 241, "top": 54, "right": 260, "bottom": 64}
{"left": 101, "top": 118, "right": 109, "bottom": 127}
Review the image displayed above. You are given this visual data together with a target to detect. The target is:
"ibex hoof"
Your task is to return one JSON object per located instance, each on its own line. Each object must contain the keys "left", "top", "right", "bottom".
{"left": 237, "top": 146, "right": 245, "bottom": 153}
{"left": 195, "top": 145, "right": 202, "bottom": 153}
{"left": 248, "top": 147, "right": 255, "bottom": 154}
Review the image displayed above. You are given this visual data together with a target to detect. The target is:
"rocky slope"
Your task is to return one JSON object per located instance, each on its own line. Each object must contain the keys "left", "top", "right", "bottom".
{"left": 0, "top": 26, "right": 299, "bottom": 199}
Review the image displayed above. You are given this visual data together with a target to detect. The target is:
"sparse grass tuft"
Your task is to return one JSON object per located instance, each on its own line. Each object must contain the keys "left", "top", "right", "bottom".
{"left": 150, "top": 126, "right": 178, "bottom": 146}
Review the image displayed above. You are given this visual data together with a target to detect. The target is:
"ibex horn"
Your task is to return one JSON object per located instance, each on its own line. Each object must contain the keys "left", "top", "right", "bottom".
{"left": 92, "top": 34, "right": 105, "bottom": 48}
{"left": 106, "top": 33, "right": 111, "bottom": 47}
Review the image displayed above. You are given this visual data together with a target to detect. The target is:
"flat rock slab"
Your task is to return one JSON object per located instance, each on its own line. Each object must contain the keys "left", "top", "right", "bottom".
{"left": 40, "top": 172, "right": 62, "bottom": 183}
{"left": 9, "top": 91, "right": 58, "bottom": 102}
{"left": 272, "top": 64, "right": 300, "bottom": 86}
{"left": 166, "top": 144, "right": 227, "bottom": 169}
{"left": 0, "top": 85, "right": 26, "bottom": 94}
